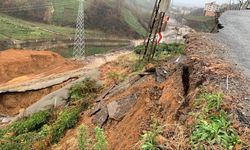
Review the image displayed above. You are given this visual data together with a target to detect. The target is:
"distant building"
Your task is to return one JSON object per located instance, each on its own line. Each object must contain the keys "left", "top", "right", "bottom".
{"left": 204, "top": 2, "right": 220, "bottom": 17}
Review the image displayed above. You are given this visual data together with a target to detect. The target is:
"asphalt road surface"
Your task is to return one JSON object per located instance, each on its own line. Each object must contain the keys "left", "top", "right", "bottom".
{"left": 217, "top": 10, "right": 250, "bottom": 75}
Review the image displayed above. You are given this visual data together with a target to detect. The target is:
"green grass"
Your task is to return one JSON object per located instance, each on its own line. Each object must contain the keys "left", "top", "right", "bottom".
{"left": 199, "top": 93, "right": 223, "bottom": 113}
{"left": 94, "top": 127, "right": 108, "bottom": 150}
{"left": 190, "top": 92, "right": 240, "bottom": 149}
{"left": 0, "top": 14, "right": 75, "bottom": 40}
{"left": 77, "top": 125, "right": 108, "bottom": 150}
{"left": 140, "top": 120, "right": 163, "bottom": 150}
{"left": 50, "top": 0, "right": 92, "bottom": 25}
{"left": 49, "top": 107, "right": 81, "bottom": 143}
{"left": 0, "top": 111, "right": 51, "bottom": 150}
{"left": 122, "top": 8, "right": 146, "bottom": 36}
{"left": 0, "top": 110, "right": 50, "bottom": 138}
{"left": 0, "top": 33, "right": 8, "bottom": 39}
{"left": 191, "top": 110, "right": 240, "bottom": 149}
{"left": 0, "top": 13, "right": 112, "bottom": 41}
{"left": 134, "top": 43, "right": 185, "bottom": 60}
{"left": 50, "top": 0, "right": 77, "bottom": 25}
{"left": 0, "top": 15, "right": 53, "bottom": 40}
{"left": 78, "top": 125, "right": 89, "bottom": 150}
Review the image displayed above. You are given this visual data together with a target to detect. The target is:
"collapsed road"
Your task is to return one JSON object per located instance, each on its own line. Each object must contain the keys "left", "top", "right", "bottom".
{"left": 217, "top": 10, "right": 250, "bottom": 76}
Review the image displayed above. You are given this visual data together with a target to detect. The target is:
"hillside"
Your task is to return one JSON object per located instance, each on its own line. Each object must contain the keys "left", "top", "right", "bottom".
{"left": 0, "top": 13, "right": 114, "bottom": 41}
{"left": 0, "top": 0, "right": 146, "bottom": 38}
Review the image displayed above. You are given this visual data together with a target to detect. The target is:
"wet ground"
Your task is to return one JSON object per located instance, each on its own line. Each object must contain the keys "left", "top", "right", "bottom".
{"left": 217, "top": 10, "right": 250, "bottom": 76}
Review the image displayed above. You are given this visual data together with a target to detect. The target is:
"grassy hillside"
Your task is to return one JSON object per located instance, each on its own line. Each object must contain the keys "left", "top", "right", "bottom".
{"left": 50, "top": 0, "right": 146, "bottom": 37}
{"left": 0, "top": 14, "right": 110, "bottom": 40}
{"left": 0, "top": 0, "right": 146, "bottom": 39}
{"left": 85, "top": 0, "right": 146, "bottom": 37}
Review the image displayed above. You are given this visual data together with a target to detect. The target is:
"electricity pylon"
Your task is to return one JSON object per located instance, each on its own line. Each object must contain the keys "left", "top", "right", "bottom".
{"left": 73, "top": 0, "right": 85, "bottom": 59}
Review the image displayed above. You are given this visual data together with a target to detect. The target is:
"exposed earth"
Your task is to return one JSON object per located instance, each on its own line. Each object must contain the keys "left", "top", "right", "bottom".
{"left": 0, "top": 49, "right": 131, "bottom": 116}
{"left": 0, "top": 49, "right": 81, "bottom": 85}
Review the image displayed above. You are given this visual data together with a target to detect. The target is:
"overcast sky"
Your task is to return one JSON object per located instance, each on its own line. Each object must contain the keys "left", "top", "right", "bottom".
{"left": 173, "top": 0, "right": 232, "bottom": 7}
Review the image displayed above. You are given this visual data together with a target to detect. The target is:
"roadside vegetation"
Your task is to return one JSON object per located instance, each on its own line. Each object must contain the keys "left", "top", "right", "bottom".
{"left": 137, "top": 92, "right": 241, "bottom": 150}
{"left": 134, "top": 43, "right": 186, "bottom": 60}
{"left": 140, "top": 119, "right": 163, "bottom": 150}
{"left": 101, "top": 42, "right": 186, "bottom": 85}
{"left": 77, "top": 125, "right": 108, "bottom": 150}
{"left": 69, "top": 78, "right": 100, "bottom": 102}
{"left": 0, "top": 78, "right": 101, "bottom": 150}
{"left": 190, "top": 92, "right": 240, "bottom": 149}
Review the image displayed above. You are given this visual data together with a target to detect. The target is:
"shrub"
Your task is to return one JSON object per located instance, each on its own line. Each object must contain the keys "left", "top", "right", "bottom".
{"left": 0, "top": 132, "right": 45, "bottom": 150}
{"left": 165, "top": 43, "right": 185, "bottom": 55}
{"left": 134, "top": 43, "right": 185, "bottom": 57}
{"left": 0, "top": 110, "right": 50, "bottom": 138}
{"left": 94, "top": 127, "right": 108, "bottom": 150}
{"left": 50, "top": 107, "right": 80, "bottom": 143}
{"left": 0, "top": 140, "right": 22, "bottom": 150}
{"left": 134, "top": 45, "right": 145, "bottom": 55}
{"left": 14, "top": 132, "right": 44, "bottom": 149}
{"left": 69, "top": 78, "right": 99, "bottom": 101}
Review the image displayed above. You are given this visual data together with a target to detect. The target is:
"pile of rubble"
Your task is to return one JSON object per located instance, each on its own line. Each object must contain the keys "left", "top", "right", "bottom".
{"left": 90, "top": 55, "right": 187, "bottom": 127}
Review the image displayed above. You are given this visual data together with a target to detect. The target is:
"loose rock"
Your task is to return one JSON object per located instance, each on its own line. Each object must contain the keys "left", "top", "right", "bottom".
{"left": 92, "top": 106, "right": 109, "bottom": 127}
{"left": 107, "top": 94, "right": 137, "bottom": 121}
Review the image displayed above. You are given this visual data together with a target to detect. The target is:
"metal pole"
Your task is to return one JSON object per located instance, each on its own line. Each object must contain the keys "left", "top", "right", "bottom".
{"left": 73, "top": 0, "right": 85, "bottom": 59}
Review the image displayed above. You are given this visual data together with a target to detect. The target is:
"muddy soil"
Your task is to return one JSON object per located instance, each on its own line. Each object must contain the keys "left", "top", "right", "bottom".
{"left": 0, "top": 49, "right": 80, "bottom": 84}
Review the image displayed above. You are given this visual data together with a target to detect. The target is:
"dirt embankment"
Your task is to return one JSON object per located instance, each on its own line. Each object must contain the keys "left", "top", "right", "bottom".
{"left": 0, "top": 49, "right": 82, "bottom": 116}
{"left": 52, "top": 32, "right": 250, "bottom": 149}
{"left": 0, "top": 49, "right": 80, "bottom": 84}
{"left": 0, "top": 80, "right": 73, "bottom": 116}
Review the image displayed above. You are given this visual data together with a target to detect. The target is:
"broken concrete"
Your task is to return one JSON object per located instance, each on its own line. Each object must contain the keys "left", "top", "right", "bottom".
{"left": 107, "top": 94, "right": 137, "bottom": 121}
{"left": 95, "top": 84, "right": 116, "bottom": 102}
{"left": 92, "top": 106, "right": 109, "bottom": 127}
{"left": 89, "top": 101, "right": 105, "bottom": 116}
{"left": 103, "top": 75, "right": 141, "bottom": 100}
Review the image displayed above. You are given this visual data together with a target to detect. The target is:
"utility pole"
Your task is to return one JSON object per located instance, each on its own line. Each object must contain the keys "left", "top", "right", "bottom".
{"left": 142, "top": 0, "right": 171, "bottom": 61}
{"left": 73, "top": 0, "right": 85, "bottom": 59}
